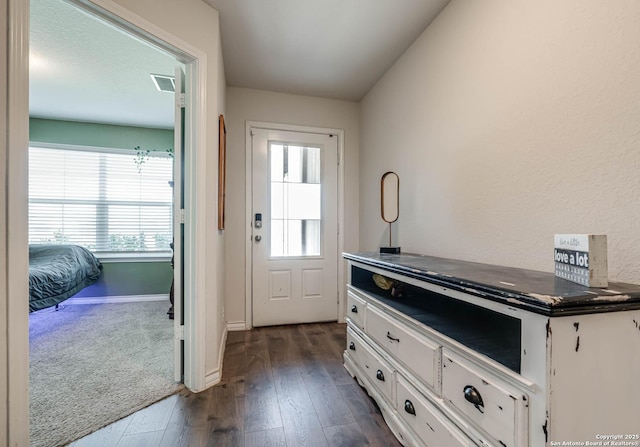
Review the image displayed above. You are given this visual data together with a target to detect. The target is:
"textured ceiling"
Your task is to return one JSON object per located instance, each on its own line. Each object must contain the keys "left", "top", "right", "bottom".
{"left": 204, "top": 0, "right": 450, "bottom": 101}
{"left": 29, "top": 0, "right": 179, "bottom": 129}
{"left": 29, "top": 0, "right": 450, "bottom": 128}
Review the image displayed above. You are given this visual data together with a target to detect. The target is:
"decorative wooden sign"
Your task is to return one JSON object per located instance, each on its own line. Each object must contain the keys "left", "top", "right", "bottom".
{"left": 554, "top": 234, "right": 608, "bottom": 288}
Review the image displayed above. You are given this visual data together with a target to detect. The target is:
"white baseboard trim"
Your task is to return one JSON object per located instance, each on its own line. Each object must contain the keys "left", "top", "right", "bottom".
{"left": 226, "top": 321, "right": 247, "bottom": 331}
{"left": 65, "top": 294, "right": 170, "bottom": 305}
{"left": 205, "top": 369, "right": 221, "bottom": 388}
{"left": 205, "top": 325, "right": 228, "bottom": 389}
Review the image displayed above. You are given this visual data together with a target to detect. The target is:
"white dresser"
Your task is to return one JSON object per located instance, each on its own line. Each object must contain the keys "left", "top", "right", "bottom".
{"left": 343, "top": 252, "right": 640, "bottom": 447}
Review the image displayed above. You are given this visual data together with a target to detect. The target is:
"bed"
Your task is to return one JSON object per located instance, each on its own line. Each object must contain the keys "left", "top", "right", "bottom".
{"left": 29, "top": 244, "right": 103, "bottom": 312}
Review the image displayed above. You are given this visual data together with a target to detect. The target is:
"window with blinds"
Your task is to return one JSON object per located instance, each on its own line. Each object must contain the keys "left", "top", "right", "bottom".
{"left": 29, "top": 145, "right": 173, "bottom": 255}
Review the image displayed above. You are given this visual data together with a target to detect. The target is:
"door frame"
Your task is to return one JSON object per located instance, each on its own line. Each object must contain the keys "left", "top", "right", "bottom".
{"left": 244, "top": 121, "right": 345, "bottom": 329}
{"left": 69, "top": 0, "right": 209, "bottom": 393}
{"left": 6, "top": 0, "right": 209, "bottom": 443}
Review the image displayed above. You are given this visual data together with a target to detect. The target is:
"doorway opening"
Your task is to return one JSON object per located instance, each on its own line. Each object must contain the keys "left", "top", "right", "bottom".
{"left": 23, "top": 0, "right": 198, "bottom": 441}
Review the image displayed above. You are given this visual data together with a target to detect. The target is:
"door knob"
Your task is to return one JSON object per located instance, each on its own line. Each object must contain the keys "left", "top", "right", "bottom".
{"left": 254, "top": 235, "right": 262, "bottom": 242}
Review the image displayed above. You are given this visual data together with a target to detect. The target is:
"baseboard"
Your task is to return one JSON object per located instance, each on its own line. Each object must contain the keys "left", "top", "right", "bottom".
{"left": 65, "top": 294, "right": 170, "bottom": 305}
{"left": 205, "top": 324, "right": 228, "bottom": 389}
{"left": 205, "top": 369, "right": 221, "bottom": 388}
{"left": 226, "top": 321, "right": 247, "bottom": 331}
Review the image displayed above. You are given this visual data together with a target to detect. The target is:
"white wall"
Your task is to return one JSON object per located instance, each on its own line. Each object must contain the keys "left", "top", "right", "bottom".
{"left": 225, "top": 87, "right": 360, "bottom": 326}
{"left": 97, "top": 0, "right": 227, "bottom": 384}
{"left": 360, "top": 0, "right": 640, "bottom": 283}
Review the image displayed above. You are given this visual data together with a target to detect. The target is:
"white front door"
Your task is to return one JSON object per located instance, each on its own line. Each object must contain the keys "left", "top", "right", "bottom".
{"left": 251, "top": 127, "right": 339, "bottom": 327}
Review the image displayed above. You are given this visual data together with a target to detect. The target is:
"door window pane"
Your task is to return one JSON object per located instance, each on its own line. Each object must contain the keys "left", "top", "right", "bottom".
{"left": 269, "top": 143, "right": 321, "bottom": 257}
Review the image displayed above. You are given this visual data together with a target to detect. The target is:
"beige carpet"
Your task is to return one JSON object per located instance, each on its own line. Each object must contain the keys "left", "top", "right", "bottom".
{"left": 29, "top": 300, "right": 182, "bottom": 447}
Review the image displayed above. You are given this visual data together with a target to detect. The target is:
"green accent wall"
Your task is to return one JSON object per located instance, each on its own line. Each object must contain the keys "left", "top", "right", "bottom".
{"left": 29, "top": 118, "right": 175, "bottom": 297}
{"left": 29, "top": 118, "right": 174, "bottom": 152}
{"left": 73, "top": 262, "right": 173, "bottom": 297}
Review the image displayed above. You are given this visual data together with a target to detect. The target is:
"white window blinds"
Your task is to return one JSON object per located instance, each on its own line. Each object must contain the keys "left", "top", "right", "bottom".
{"left": 29, "top": 145, "right": 173, "bottom": 254}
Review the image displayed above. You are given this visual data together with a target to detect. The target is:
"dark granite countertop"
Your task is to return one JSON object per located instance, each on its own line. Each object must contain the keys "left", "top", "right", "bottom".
{"left": 343, "top": 252, "right": 640, "bottom": 316}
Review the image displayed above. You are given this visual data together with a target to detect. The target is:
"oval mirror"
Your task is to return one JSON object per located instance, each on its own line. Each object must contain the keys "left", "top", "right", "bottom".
{"left": 381, "top": 171, "right": 399, "bottom": 223}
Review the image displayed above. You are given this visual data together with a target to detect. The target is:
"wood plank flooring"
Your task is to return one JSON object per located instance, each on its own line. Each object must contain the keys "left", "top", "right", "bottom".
{"left": 69, "top": 323, "right": 402, "bottom": 447}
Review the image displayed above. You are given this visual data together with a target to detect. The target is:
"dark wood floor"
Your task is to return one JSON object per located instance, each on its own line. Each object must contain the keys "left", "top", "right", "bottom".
{"left": 69, "top": 323, "right": 402, "bottom": 447}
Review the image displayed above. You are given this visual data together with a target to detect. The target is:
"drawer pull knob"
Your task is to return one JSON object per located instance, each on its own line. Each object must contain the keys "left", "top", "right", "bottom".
{"left": 376, "top": 370, "right": 385, "bottom": 381}
{"left": 349, "top": 342, "right": 356, "bottom": 351}
{"left": 386, "top": 332, "right": 400, "bottom": 342}
{"left": 404, "top": 400, "right": 416, "bottom": 416}
{"left": 351, "top": 305, "right": 358, "bottom": 313}
{"left": 464, "top": 385, "right": 484, "bottom": 412}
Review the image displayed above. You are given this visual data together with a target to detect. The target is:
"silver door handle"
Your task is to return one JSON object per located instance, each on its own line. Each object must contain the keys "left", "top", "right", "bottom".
{"left": 254, "top": 235, "right": 262, "bottom": 242}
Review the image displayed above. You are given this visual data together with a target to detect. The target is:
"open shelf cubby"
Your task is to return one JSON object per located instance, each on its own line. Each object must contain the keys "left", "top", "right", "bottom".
{"left": 351, "top": 265, "right": 522, "bottom": 373}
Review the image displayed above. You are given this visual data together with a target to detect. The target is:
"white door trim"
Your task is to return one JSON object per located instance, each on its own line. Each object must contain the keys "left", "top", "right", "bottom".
{"left": 244, "top": 121, "right": 345, "bottom": 329}
{"left": 70, "top": 0, "right": 209, "bottom": 393}
{"left": 6, "top": 0, "right": 209, "bottom": 442}
{"left": 6, "top": 1, "right": 30, "bottom": 445}
{"left": 70, "top": 0, "right": 209, "bottom": 394}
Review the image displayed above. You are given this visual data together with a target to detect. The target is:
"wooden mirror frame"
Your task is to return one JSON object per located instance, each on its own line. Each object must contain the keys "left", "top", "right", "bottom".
{"left": 381, "top": 171, "right": 399, "bottom": 223}
{"left": 380, "top": 171, "right": 400, "bottom": 250}
{"left": 218, "top": 114, "right": 226, "bottom": 230}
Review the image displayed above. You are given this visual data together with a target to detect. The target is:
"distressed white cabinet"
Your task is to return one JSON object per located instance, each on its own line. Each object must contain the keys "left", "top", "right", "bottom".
{"left": 343, "top": 252, "right": 640, "bottom": 447}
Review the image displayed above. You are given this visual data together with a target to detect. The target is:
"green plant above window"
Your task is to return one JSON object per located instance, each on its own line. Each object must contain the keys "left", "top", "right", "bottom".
{"left": 134, "top": 146, "right": 151, "bottom": 173}
{"left": 134, "top": 146, "right": 173, "bottom": 173}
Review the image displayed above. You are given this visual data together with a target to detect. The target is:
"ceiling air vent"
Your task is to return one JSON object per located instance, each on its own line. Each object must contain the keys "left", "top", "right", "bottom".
{"left": 150, "top": 74, "right": 175, "bottom": 93}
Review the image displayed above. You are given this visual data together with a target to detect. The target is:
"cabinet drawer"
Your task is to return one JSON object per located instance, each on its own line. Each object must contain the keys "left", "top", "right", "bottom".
{"left": 396, "top": 375, "right": 475, "bottom": 447}
{"left": 346, "top": 326, "right": 364, "bottom": 366}
{"left": 347, "top": 327, "right": 395, "bottom": 404}
{"left": 367, "top": 304, "right": 440, "bottom": 391}
{"left": 347, "top": 291, "right": 366, "bottom": 330}
{"left": 442, "top": 350, "right": 526, "bottom": 447}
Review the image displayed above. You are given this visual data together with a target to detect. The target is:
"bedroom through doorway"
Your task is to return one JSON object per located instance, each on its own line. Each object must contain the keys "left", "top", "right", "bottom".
{"left": 27, "top": 0, "right": 185, "bottom": 445}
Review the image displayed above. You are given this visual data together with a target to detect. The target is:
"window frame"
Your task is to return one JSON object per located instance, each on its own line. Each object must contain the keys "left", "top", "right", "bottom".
{"left": 28, "top": 141, "right": 174, "bottom": 262}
